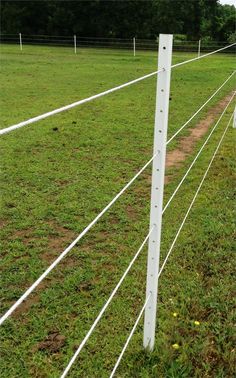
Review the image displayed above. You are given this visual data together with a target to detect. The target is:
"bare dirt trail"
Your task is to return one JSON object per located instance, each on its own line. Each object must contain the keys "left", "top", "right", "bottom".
{"left": 165, "top": 91, "right": 234, "bottom": 171}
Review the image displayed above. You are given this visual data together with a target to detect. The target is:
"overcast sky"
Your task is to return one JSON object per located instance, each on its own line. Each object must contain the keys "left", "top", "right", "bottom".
{"left": 219, "top": 0, "right": 236, "bottom": 5}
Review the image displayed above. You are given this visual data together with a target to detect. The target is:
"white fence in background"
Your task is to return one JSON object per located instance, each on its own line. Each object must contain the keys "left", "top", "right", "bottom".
{"left": 133, "top": 36, "right": 136, "bottom": 57}
{"left": 1, "top": 33, "right": 235, "bottom": 55}
{"left": 19, "top": 32, "right": 22, "bottom": 51}
{"left": 74, "top": 34, "right": 76, "bottom": 54}
{"left": 198, "top": 39, "right": 201, "bottom": 57}
{"left": 0, "top": 35, "right": 235, "bottom": 377}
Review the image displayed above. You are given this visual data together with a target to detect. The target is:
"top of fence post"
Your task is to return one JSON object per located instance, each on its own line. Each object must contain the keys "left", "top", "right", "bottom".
{"left": 143, "top": 34, "right": 173, "bottom": 351}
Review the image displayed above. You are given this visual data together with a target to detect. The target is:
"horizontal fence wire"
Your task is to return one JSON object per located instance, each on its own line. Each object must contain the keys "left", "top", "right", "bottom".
{"left": 0, "top": 42, "right": 235, "bottom": 136}
{"left": 0, "top": 34, "right": 230, "bottom": 43}
{"left": 60, "top": 228, "right": 154, "bottom": 378}
{"left": 0, "top": 69, "right": 163, "bottom": 135}
{"left": 1, "top": 33, "right": 235, "bottom": 377}
{"left": 1, "top": 47, "right": 235, "bottom": 325}
{"left": 109, "top": 293, "right": 152, "bottom": 378}
{"left": 107, "top": 107, "right": 234, "bottom": 378}
{"left": 1, "top": 34, "right": 233, "bottom": 52}
{"left": 0, "top": 154, "right": 157, "bottom": 326}
{"left": 163, "top": 91, "right": 235, "bottom": 214}
{"left": 171, "top": 42, "right": 236, "bottom": 69}
{"left": 166, "top": 71, "right": 235, "bottom": 145}
{"left": 158, "top": 109, "right": 234, "bottom": 278}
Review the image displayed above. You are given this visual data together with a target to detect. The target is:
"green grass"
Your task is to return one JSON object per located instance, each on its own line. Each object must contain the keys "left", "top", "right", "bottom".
{"left": 0, "top": 44, "right": 235, "bottom": 377}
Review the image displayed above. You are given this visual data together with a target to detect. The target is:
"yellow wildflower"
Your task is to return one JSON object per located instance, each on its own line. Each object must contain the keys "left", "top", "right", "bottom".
{"left": 194, "top": 321, "right": 200, "bottom": 326}
{"left": 172, "top": 312, "right": 178, "bottom": 317}
{"left": 172, "top": 343, "right": 180, "bottom": 350}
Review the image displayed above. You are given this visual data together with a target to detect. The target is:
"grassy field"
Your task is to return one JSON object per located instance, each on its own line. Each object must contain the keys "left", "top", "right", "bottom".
{"left": 0, "top": 44, "right": 235, "bottom": 377}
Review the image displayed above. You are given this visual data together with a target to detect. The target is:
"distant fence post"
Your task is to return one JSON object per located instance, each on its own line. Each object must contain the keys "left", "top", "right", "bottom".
{"left": 198, "top": 39, "right": 201, "bottom": 57}
{"left": 143, "top": 34, "right": 173, "bottom": 351}
{"left": 74, "top": 35, "right": 77, "bottom": 54}
{"left": 133, "top": 37, "right": 136, "bottom": 57}
{"left": 233, "top": 107, "right": 236, "bottom": 128}
{"left": 19, "top": 33, "right": 23, "bottom": 51}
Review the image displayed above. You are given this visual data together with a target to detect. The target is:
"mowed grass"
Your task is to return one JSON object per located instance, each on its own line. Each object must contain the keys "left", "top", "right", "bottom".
{"left": 0, "top": 44, "right": 235, "bottom": 377}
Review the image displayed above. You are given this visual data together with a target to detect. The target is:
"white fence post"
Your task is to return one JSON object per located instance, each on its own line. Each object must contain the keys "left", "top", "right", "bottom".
{"left": 143, "top": 34, "right": 173, "bottom": 351}
{"left": 19, "top": 33, "right": 22, "bottom": 51}
{"left": 198, "top": 39, "right": 201, "bottom": 57}
{"left": 74, "top": 35, "right": 77, "bottom": 54}
{"left": 233, "top": 107, "right": 236, "bottom": 128}
{"left": 133, "top": 37, "right": 136, "bottom": 57}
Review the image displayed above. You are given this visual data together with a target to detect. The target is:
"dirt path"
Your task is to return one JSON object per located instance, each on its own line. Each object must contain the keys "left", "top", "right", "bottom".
{"left": 165, "top": 91, "right": 234, "bottom": 171}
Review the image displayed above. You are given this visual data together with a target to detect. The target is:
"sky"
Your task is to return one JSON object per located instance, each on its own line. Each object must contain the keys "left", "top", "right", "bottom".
{"left": 219, "top": 0, "right": 236, "bottom": 5}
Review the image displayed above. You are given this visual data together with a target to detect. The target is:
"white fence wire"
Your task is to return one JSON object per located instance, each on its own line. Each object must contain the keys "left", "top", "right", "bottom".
{"left": 56, "top": 94, "right": 235, "bottom": 377}
{"left": 0, "top": 42, "right": 235, "bottom": 136}
{"left": 109, "top": 293, "right": 152, "bottom": 378}
{"left": 108, "top": 110, "right": 234, "bottom": 378}
{"left": 0, "top": 35, "right": 235, "bottom": 377}
{"left": 0, "top": 71, "right": 234, "bottom": 327}
{"left": 60, "top": 228, "right": 154, "bottom": 378}
{"left": 1, "top": 33, "right": 235, "bottom": 54}
{"left": 158, "top": 110, "right": 234, "bottom": 278}
{"left": 163, "top": 91, "right": 235, "bottom": 214}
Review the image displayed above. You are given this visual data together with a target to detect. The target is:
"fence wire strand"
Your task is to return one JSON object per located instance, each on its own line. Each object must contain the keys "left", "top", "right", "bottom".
{"left": 1, "top": 32, "right": 235, "bottom": 378}
{"left": 0, "top": 42, "right": 235, "bottom": 136}
{"left": 0, "top": 69, "right": 163, "bottom": 135}
{"left": 166, "top": 71, "right": 235, "bottom": 145}
{"left": 171, "top": 42, "right": 236, "bottom": 69}
{"left": 60, "top": 227, "right": 154, "bottom": 378}
{"left": 1, "top": 48, "right": 235, "bottom": 325}
{"left": 159, "top": 110, "right": 234, "bottom": 278}
{"left": 0, "top": 155, "right": 156, "bottom": 326}
{"left": 163, "top": 91, "right": 235, "bottom": 214}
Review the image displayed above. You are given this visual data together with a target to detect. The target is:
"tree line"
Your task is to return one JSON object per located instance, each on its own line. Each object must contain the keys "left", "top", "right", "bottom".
{"left": 1, "top": 0, "right": 235, "bottom": 42}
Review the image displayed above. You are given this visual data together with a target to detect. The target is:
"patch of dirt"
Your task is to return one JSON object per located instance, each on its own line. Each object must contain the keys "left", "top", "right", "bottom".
{"left": 12, "top": 221, "right": 77, "bottom": 264}
{"left": 0, "top": 219, "right": 8, "bottom": 228}
{"left": 164, "top": 175, "right": 171, "bottom": 184}
{"left": 109, "top": 215, "right": 120, "bottom": 225}
{"left": 33, "top": 332, "right": 66, "bottom": 353}
{"left": 14, "top": 228, "right": 35, "bottom": 246}
{"left": 165, "top": 92, "right": 233, "bottom": 170}
{"left": 13, "top": 281, "right": 48, "bottom": 320}
{"left": 54, "top": 179, "right": 71, "bottom": 187}
{"left": 76, "top": 281, "right": 94, "bottom": 292}
{"left": 40, "top": 221, "right": 75, "bottom": 263}
{"left": 126, "top": 204, "right": 138, "bottom": 220}
{"left": 10, "top": 221, "right": 78, "bottom": 319}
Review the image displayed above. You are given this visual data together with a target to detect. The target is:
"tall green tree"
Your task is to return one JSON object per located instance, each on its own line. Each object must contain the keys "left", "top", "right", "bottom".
{"left": 1, "top": 0, "right": 235, "bottom": 41}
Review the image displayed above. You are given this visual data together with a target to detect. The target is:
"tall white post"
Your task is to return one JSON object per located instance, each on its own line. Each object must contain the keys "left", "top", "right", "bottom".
{"left": 233, "top": 107, "right": 236, "bottom": 128}
{"left": 143, "top": 34, "right": 173, "bottom": 351}
{"left": 19, "top": 33, "right": 22, "bottom": 51}
{"left": 74, "top": 35, "right": 77, "bottom": 54}
{"left": 133, "top": 37, "right": 136, "bottom": 57}
{"left": 198, "top": 39, "right": 201, "bottom": 58}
